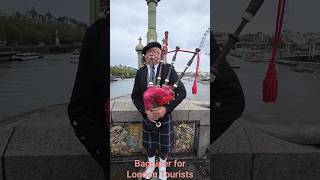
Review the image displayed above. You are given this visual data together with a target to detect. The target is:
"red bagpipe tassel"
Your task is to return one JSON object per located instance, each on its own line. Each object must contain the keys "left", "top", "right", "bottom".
{"left": 262, "top": 0, "right": 286, "bottom": 103}
{"left": 263, "top": 63, "right": 278, "bottom": 102}
{"left": 192, "top": 81, "right": 197, "bottom": 94}
{"left": 192, "top": 54, "right": 200, "bottom": 94}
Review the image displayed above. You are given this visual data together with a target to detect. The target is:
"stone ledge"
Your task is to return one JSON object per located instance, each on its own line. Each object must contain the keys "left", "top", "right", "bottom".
{"left": 208, "top": 118, "right": 320, "bottom": 180}
{"left": 111, "top": 100, "right": 209, "bottom": 123}
{"left": 0, "top": 104, "right": 105, "bottom": 180}
{"left": 3, "top": 126, "right": 105, "bottom": 180}
{"left": 197, "top": 125, "right": 210, "bottom": 157}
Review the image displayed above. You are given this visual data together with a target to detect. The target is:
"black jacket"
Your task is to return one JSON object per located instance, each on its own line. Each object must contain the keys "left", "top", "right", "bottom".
{"left": 211, "top": 34, "right": 245, "bottom": 143}
{"left": 131, "top": 64, "right": 186, "bottom": 119}
{"left": 68, "top": 18, "right": 108, "bottom": 172}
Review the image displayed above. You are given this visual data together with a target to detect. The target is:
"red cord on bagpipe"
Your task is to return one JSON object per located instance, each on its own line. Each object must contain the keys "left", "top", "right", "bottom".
{"left": 165, "top": 49, "right": 200, "bottom": 94}
{"left": 192, "top": 54, "right": 200, "bottom": 94}
{"left": 262, "top": 0, "right": 286, "bottom": 103}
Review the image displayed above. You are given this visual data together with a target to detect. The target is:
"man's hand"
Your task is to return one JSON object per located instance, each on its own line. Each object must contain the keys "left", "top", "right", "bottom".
{"left": 151, "top": 106, "right": 167, "bottom": 119}
{"left": 145, "top": 110, "right": 157, "bottom": 123}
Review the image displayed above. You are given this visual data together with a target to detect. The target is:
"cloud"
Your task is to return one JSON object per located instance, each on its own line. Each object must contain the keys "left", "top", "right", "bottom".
{"left": 110, "top": 0, "right": 210, "bottom": 72}
{"left": 213, "top": 0, "right": 320, "bottom": 33}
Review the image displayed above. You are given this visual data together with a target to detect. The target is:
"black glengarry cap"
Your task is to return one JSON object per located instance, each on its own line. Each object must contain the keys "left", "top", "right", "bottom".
{"left": 142, "top": 41, "right": 162, "bottom": 55}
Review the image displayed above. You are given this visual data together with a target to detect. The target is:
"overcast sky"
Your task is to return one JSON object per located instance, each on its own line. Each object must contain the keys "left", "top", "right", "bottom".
{"left": 110, "top": 0, "right": 210, "bottom": 71}
{"left": 3, "top": 0, "right": 318, "bottom": 71}
{"left": 213, "top": 0, "right": 320, "bottom": 33}
{"left": 0, "top": 0, "right": 89, "bottom": 24}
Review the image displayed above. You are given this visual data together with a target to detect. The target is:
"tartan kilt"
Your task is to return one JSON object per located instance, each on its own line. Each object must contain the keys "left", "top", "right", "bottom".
{"left": 142, "top": 113, "right": 174, "bottom": 152}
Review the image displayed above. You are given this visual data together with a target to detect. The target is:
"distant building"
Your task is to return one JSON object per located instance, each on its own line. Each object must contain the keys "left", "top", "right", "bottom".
{"left": 57, "top": 17, "right": 70, "bottom": 24}
{"left": 7, "top": 7, "right": 85, "bottom": 27}
{"left": 38, "top": 14, "right": 46, "bottom": 23}
{"left": 214, "top": 32, "right": 228, "bottom": 45}
{"left": 240, "top": 33, "right": 255, "bottom": 42}
{"left": 25, "top": 6, "right": 38, "bottom": 20}
{"left": 45, "top": 11, "right": 54, "bottom": 23}
{"left": 5, "top": 7, "right": 88, "bottom": 35}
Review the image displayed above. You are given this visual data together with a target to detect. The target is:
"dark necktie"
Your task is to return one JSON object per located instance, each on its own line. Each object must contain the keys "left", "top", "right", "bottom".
{"left": 149, "top": 65, "right": 155, "bottom": 83}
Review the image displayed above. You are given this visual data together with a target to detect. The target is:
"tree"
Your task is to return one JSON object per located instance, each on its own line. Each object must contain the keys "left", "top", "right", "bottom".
{"left": 0, "top": 16, "right": 85, "bottom": 45}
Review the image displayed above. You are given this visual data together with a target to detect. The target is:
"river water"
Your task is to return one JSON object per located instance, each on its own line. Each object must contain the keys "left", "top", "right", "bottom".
{"left": 110, "top": 78, "right": 210, "bottom": 101}
{"left": 0, "top": 53, "right": 209, "bottom": 121}
{"left": 0, "top": 53, "right": 319, "bottom": 125}
{"left": 235, "top": 59, "right": 320, "bottom": 125}
{"left": 0, "top": 53, "right": 78, "bottom": 120}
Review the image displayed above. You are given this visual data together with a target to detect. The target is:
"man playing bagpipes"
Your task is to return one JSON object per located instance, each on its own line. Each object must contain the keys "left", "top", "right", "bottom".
{"left": 131, "top": 41, "right": 186, "bottom": 180}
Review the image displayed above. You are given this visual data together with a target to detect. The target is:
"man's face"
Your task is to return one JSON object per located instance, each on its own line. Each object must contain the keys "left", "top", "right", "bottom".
{"left": 145, "top": 47, "right": 161, "bottom": 65}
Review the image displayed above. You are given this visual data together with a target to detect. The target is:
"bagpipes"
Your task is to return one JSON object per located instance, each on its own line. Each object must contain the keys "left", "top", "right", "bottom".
{"left": 212, "top": 0, "right": 284, "bottom": 104}
{"left": 143, "top": 37, "right": 200, "bottom": 130}
{"left": 210, "top": 0, "right": 265, "bottom": 142}
{"left": 211, "top": 0, "right": 264, "bottom": 111}
{"left": 211, "top": 0, "right": 264, "bottom": 83}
